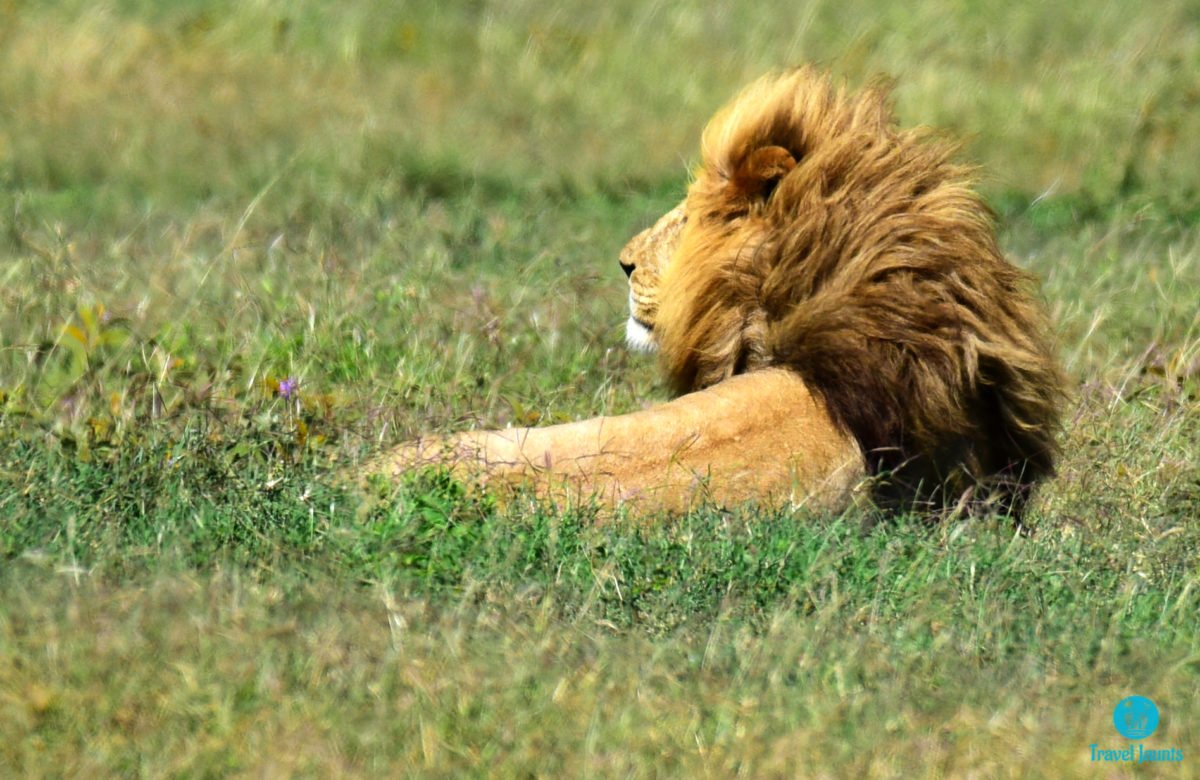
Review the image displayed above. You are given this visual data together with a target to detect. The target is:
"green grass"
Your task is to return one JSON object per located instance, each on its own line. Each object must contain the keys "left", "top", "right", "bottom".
{"left": 2, "top": 0, "right": 1199, "bottom": 776}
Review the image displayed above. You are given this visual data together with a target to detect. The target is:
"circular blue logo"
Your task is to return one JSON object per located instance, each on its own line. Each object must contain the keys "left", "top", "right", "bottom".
{"left": 1113, "top": 696, "right": 1159, "bottom": 740}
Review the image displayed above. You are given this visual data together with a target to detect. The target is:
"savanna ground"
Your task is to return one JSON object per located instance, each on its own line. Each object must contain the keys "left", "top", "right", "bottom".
{"left": 1, "top": 1, "right": 1199, "bottom": 776}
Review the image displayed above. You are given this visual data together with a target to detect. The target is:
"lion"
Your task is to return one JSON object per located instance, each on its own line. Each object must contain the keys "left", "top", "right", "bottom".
{"left": 364, "top": 67, "right": 1067, "bottom": 519}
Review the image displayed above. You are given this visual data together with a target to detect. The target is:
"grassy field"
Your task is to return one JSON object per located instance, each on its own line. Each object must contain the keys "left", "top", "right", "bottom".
{"left": 2, "top": 0, "right": 1199, "bottom": 776}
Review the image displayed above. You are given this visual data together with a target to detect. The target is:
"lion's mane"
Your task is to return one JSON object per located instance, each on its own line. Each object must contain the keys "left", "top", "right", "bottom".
{"left": 656, "top": 68, "right": 1067, "bottom": 514}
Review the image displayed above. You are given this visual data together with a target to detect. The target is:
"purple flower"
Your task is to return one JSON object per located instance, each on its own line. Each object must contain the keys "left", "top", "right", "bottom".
{"left": 278, "top": 377, "right": 299, "bottom": 399}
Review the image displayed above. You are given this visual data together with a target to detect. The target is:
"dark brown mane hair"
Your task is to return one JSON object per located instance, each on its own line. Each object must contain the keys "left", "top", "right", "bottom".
{"left": 657, "top": 67, "right": 1068, "bottom": 515}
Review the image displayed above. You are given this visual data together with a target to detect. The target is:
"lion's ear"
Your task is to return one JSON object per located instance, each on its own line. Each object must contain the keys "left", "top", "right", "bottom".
{"left": 727, "top": 146, "right": 796, "bottom": 201}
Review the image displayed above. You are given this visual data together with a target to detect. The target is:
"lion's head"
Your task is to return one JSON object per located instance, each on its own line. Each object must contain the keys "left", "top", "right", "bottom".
{"left": 620, "top": 67, "right": 1067, "bottom": 515}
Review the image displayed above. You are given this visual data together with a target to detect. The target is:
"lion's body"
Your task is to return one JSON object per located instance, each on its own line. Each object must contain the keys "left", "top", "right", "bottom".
{"left": 367, "top": 67, "right": 1066, "bottom": 518}
{"left": 377, "top": 369, "right": 864, "bottom": 514}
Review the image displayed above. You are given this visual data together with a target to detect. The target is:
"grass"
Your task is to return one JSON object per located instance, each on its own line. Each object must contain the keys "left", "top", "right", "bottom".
{"left": 1, "top": 0, "right": 1199, "bottom": 776}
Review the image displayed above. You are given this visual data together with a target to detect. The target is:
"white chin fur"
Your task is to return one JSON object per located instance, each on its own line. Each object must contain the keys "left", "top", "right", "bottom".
{"left": 625, "top": 317, "right": 657, "bottom": 353}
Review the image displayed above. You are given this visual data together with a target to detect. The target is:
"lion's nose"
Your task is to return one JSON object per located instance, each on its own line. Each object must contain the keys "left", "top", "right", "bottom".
{"left": 619, "top": 260, "right": 635, "bottom": 278}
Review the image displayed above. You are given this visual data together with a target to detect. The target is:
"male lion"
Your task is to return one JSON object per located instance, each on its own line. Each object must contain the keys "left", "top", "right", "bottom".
{"left": 365, "top": 67, "right": 1066, "bottom": 518}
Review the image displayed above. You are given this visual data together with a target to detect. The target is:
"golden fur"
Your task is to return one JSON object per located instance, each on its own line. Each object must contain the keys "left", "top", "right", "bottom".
{"left": 365, "top": 67, "right": 1066, "bottom": 518}
{"left": 373, "top": 368, "right": 865, "bottom": 514}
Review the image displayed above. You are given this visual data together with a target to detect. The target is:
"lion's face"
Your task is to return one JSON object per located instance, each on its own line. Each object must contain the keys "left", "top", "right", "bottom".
{"left": 618, "top": 144, "right": 795, "bottom": 390}
{"left": 618, "top": 204, "right": 686, "bottom": 352}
